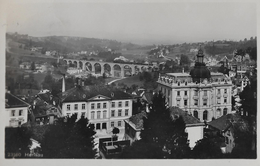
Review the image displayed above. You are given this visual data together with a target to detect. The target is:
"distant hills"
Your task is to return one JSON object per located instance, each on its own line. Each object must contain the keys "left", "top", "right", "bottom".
{"left": 6, "top": 32, "right": 146, "bottom": 54}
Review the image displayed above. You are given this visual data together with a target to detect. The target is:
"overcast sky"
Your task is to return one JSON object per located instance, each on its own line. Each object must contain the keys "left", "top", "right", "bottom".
{"left": 6, "top": 1, "right": 257, "bottom": 45}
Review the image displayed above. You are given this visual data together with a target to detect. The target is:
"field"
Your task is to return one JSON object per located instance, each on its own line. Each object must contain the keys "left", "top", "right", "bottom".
{"left": 117, "top": 48, "right": 150, "bottom": 60}
{"left": 112, "top": 75, "right": 144, "bottom": 87}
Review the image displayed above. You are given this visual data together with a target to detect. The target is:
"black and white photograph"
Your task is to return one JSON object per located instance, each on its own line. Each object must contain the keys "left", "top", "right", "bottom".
{"left": 1, "top": 0, "right": 258, "bottom": 162}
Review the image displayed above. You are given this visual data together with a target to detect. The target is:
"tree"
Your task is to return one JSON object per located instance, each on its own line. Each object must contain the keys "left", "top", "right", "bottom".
{"left": 5, "top": 127, "right": 32, "bottom": 158}
{"left": 30, "top": 61, "right": 36, "bottom": 71}
{"left": 40, "top": 114, "right": 97, "bottom": 158}
{"left": 180, "top": 54, "right": 190, "bottom": 66}
{"left": 192, "top": 136, "right": 223, "bottom": 158}
{"left": 139, "top": 93, "right": 190, "bottom": 158}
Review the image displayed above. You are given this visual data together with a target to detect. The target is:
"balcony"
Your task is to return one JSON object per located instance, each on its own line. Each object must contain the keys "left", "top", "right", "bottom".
{"left": 183, "top": 95, "right": 189, "bottom": 100}
{"left": 176, "top": 96, "right": 181, "bottom": 100}
{"left": 217, "top": 93, "right": 221, "bottom": 98}
{"left": 202, "top": 96, "right": 208, "bottom": 99}
{"left": 223, "top": 93, "right": 228, "bottom": 98}
{"left": 193, "top": 95, "right": 199, "bottom": 100}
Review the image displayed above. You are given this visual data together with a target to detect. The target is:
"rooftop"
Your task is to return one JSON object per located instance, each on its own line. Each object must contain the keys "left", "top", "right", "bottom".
{"left": 169, "top": 106, "right": 201, "bottom": 125}
{"left": 166, "top": 73, "right": 190, "bottom": 77}
{"left": 5, "top": 92, "right": 30, "bottom": 108}
{"left": 59, "top": 85, "right": 133, "bottom": 103}
{"left": 127, "top": 111, "right": 147, "bottom": 130}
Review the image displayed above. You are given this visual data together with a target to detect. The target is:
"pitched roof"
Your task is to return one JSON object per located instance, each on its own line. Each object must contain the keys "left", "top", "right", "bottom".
{"left": 169, "top": 106, "right": 201, "bottom": 125}
{"left": 208, "top": 113, "right": 244, "bottom": 131}
{"left": 58, "top": 85, "right": 133, "bottom": 102}
{"left": 5, "top": 93, "right": 30, "bottom": 108}
{"left": 127, "top": 111, "right": 147, "bottom": 130}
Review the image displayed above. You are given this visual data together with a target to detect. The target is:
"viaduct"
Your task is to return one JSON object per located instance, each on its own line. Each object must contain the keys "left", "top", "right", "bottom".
{"left": 63, "top": 58, "right": 155, "bottom": 78}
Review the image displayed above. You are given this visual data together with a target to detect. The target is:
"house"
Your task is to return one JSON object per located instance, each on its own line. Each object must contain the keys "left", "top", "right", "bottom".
{"left": 207, "top": 113, "right": 246, "bottom": 153}
{"left": 5, "top": 91, "right": 30, "bottom": 127}
{"left": 19, "top": 62, "right": 31, "bottom": 69}
{"left": 58, "top": 82, "right": 134, "bottom": 140}
{"left": 124, "top": 111, "right": 147, "bottom": 144}
{"left": 169, "top": 106, "right": 205, "bottom": 149}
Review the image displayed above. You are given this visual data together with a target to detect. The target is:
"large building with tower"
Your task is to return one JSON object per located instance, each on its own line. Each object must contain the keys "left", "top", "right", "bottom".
{"left": 157, "top": 47, "right": 233, "bottom": 122}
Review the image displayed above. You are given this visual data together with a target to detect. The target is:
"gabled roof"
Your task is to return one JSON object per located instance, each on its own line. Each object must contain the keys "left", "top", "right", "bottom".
{"left": 126, "top": 111, "right": 147, "bottom": 130}
{"left": 169, "top": 106, "right": 201, "bottom": 125}
{"left": 58, "top": 85, "right": 133, "bottom": 103}
{"left": 5, "top": 93, "right": 30, "bottom": 108}
{"left": 142, "top": 92, "right": 153, "bottom": 104}
{"left": 208, "top": 113, "right": 244, "bottom": 131}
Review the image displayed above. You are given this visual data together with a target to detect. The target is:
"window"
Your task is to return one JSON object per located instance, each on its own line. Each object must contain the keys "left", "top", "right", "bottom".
{"left": 224, "top": 98, "right": 227, "bottom": 103}
{"left": 217, "top": 108, "right": 221, "bottom": 117}
{"left": 223, "top": 108, "right": 228, "bottom": 115}
{"left": 194, "top": 90, "right": 198, "bottom": 96}
{"left": 218, "top": 89, "right": 221, "bottom": 94}
{"left": 82, "top": 104, "right": 85, "bottom": 110}
{"left": 194, "top": 99, "right": 198, "bottom": 106}
{"left": 184, "top": 91, "right": 187, "bottom": 96}
{"left": 91, "top": 111, "right": 95, "bottom": 119}
{"left": 204, "top": 90, "right": 207, "bottom": 96}
{"left": 111, "top": 110, "right": 115, "bottom": 117}
{"left": 225, "top": 137, "right": 229, "bottom": 144}
{"left": 203, "top": 99, "right": 207, "bottom": 106}
{"left": 111, "top": 121, "right": 114, "bottom": 127}
{"left": 178, "top": 82, "right": 180, "bottom": 86}
{"left": 19, "top": 110, "right": 23, "bottom": 116}
{"left": 118, "top": 102, "right": 122, "bottom": 107}
{"left": 177, "top": 91, "right": 180, "bottom": 96}
{"left": 125, "top": 109, "right": 129, "bottom": 116}
{"left": 81, "top": 112, "right": 85, "bottom": 117}
{"left": 118, "top": 109, "right": 122, "bottom": 116}
{"left": 184, "top": 100, "right": 188, "bottom": 106}
{"left": 112, "top": 102, "right": 115, "bottom": 108}
{"left": 91, "top": 103, "right": 95, "bottom": 109}
{"left": 96, "top": 123, "right": 101, "bottom": 130}
{"left": 125, "top": 101, "right": 129, "bottom": 107}
{"left": 67, "top": 113, "right": 70, "bottom": 117}
{"left": 97, "top": 103, "right": 101, "bottom": 109}
{"left": 203, "top": 110, "right": 208, "bottom": 121}
{"left": 103, "top": 103, "right": 107, "bottom": 108}
{"left": 67, "top": 105, "right": 70, "bottom": 111}
{"left": 217, "top": 97, "right": 221, "bottom": 104}
{"left": 118, "top": 121, "right": 122, "bottom": 127}
{"left": 224, "top": 89, "right": 227, "bottom": 94}
{"left": 103, "top": 111, "right": 107, "bottom": 118}
{"left": 11, "top": 110, "right": 15, "bottom": 116}
{"left": 102, "top": 123, "right": 107, "bottom": 129}
{"left": 74, "top": 104, "right": 78, "bottom": 110}
{"left": 176, "top": 100, "right": 180, "bottom": 106}
{"left": 194, "top": 111, "right": 198, "bottom": 119}
{"left": 97, "top": 111, "right": 101, "bottom": 119}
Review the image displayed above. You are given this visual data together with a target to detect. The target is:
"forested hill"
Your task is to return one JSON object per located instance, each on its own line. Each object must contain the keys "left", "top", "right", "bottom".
{"left": 6, "top": 32, "right": 142, "bottom": 54}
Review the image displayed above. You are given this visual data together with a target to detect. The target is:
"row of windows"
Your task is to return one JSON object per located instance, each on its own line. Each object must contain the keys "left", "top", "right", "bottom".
{"left": 90, "top": 109, "right": 129, "bottom": 119}
{"left": 92, "top": 121, "right": 123, "bottom": 130}
{"left": 193, "top": 108, "right": 228, "bottom": 120}
{"left": 175, "top": 89, "right": 228, "bottom": 96}
{"left": 66, "top": 101, "right": 130, "bottom": 111}
{"left": 11, "top": 110, "right": 23, "bottom": 117}
{"left": 177, "top": 98, "right": 228, "bottom": 107}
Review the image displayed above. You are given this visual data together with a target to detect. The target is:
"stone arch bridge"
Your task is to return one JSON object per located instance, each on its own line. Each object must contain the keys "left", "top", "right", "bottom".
{"left": 63, "top": 59, "right": 154, "bottom": 78}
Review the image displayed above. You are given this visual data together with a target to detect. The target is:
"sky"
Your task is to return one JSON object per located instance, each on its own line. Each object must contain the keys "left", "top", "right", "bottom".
{"left": 6, "top": 0, "right": 257, "bottom": 45}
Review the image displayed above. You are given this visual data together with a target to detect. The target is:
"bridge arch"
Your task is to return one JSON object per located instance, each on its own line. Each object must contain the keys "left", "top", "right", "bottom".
{"left": 79, "top": 61, "right": 83, "bottom": 69}
{"left": 113, "top": 64, "right": 122, "bottom": 77}
{"left": 85, "top": 62, "right": 92, "bottom": 71}
{"left": 73, "top": 61, "right": 78, "bottom": 68}
{"left": 123, "top": 65, "right": 132, "bottom": 77}
{"left": 104, "top": 63, "right": 112, "bottom": 77}
{"left": 94, "top": 63, "right": 101, "bottom": 75}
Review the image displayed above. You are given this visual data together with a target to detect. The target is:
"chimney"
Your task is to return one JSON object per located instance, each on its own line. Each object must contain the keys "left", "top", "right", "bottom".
{"left": 62, "top": 75, "right": 65, "bottom": 92}
{"left": 82, "top": 81, "right": 84, "bottom": 87}
{"left": 182, "top": 68, "right": 184, "bottom": 73}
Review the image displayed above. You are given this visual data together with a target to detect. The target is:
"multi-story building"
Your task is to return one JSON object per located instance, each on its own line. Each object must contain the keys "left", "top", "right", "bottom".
{"left": 5, "top": 91, "right": 30, "bottom": 127}
{"left": 157, "top": 47, "right": 232, "bottom": 122}
{"left": 58, "top": 84, "right": 133, "bottom": 138}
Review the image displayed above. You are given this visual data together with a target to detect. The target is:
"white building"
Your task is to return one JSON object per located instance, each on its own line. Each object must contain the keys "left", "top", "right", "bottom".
{"left": 58, "top": 84, "right": 134, "bottom": 139}
{"left": 157, "top": 48, "right": 232, "bottom": 122}
{"left": 5, "top": 92, "right": 30, "bottom": 127}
